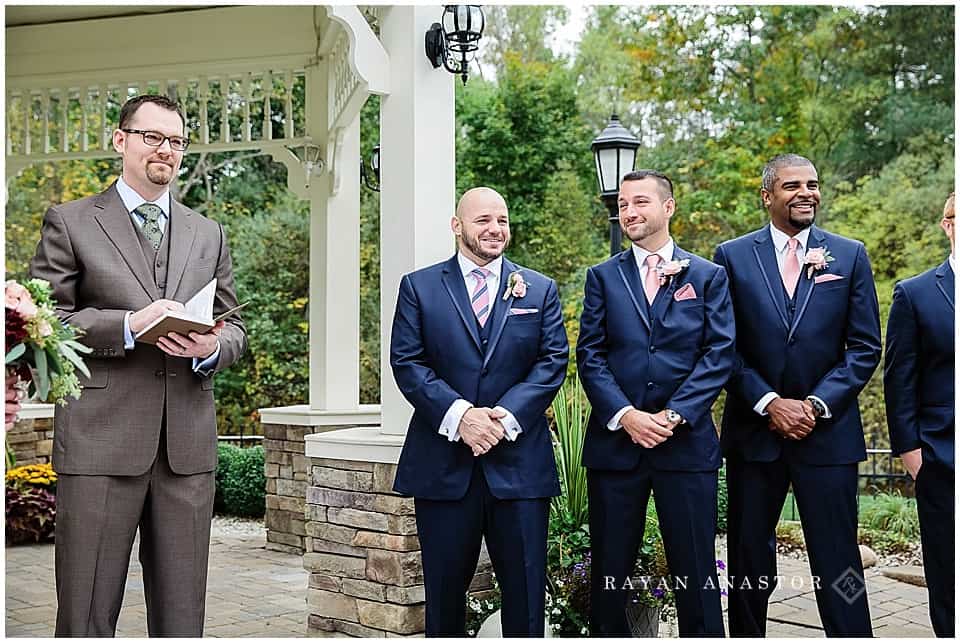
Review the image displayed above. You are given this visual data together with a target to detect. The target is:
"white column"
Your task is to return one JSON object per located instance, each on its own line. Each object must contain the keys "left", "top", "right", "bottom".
{"left": 303, "top": 64, "right": 361, "bottom": 411}
{"left": 379, "top": 6, "right": 456, "bottom": 436}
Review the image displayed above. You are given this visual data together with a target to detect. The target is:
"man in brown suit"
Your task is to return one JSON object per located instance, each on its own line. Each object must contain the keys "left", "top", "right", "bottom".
{"left": 30, "top": 94, "right": 247, "bottom": 636}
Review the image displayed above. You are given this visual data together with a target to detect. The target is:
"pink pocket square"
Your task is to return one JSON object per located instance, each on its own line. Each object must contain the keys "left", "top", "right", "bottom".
{"left": 814, "top": 273, "right": 844, "bottom": 284}
{"left": 509, "top": 307, "right": 539, "bottom": 315}
{"left": 674, "top": 283, "right": 698, "bottom": 301}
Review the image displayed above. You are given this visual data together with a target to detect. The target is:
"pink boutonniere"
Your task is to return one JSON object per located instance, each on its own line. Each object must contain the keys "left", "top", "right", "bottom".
{"left": 804, "top": 247, "right": 835, "bottom": 278}
{"left": 503, "top": 271, "right": 527, "bottom": 300}
{"left": 656, "top": 258, "right": 691, "bottom": 286}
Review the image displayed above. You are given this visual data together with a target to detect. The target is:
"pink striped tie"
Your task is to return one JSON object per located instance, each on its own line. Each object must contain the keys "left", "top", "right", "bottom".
{"left": 470, "top": 268, "right": 491, "bottom": 327}
{"left": 644, "top": 254, "right": 661, "bottom": 304}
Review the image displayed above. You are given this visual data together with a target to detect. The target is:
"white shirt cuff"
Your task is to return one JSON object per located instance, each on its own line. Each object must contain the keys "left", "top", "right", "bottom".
{"left": 808, "top": 395, "right": 832, "bottom": 418}
{"left": 192, "top": 341, "right": 221, "bottom": 375}
{"left": 494, "top": 406, "right": 522, "bottom": 441}
{"left": 440, "top": 398, "right": 472, "bottom": 442}
{"left": 123, "top": 311, "right": 136, "bottom": 350}
{"left": 607, "top": 406, "right": 634, "bottom": 431}
{"left": 754, "top": 392, "right": 779, "bottom": 416}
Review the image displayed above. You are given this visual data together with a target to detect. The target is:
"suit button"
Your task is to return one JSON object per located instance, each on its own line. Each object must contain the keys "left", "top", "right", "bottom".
{"left": 169, "top": 372, "right": 177, "bottom": 378}
{"left": 482, "top": 338, "right": 488, "bottom": 345}
{"left": 647, "top": 382, "right": 655, "bottom": 389}
{"left": 482, "top": 368, "right": 489, "bottom": 376}
{"left": 155, "top": 370, "right": 165, "bottom": 377}
{"left": 788, "top": 338, "right": 796, "bottom": 345}
{"left": 650, "top": 345, "right": 656, "bottom": 353}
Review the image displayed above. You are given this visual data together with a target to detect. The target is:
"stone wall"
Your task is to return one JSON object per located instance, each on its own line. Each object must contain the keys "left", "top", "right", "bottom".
{"left": 7, "top": 415, "right": 53, "bottom": 466}
{"left": 262, "top": 423, "right": 313, "bottom": 553}
{"left": 304, "top": 457, "right": 493, "bottom": 637}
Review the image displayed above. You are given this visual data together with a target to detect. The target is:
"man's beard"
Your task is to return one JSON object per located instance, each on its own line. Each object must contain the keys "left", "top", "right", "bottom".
{"left": 462, "top": 232, "right": 509, "bottom": 262}
{"left": 146, "top": 161, "right": 175, "bottom": 186}
{"left": 787, "top": 211, "right": 816, "bottom": 230}
{"left": 622, "top": 220, "right": 662, "bottom": 243}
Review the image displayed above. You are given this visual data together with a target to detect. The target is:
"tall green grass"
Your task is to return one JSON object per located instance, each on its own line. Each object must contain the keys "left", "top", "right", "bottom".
{"left": 550, "top": 377, "right": 590, "bottom": 528}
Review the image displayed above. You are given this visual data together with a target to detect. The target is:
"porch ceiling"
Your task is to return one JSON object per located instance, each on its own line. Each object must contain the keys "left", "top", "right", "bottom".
{"left": 5, "top": 6, "right": 217, "bottom": 28}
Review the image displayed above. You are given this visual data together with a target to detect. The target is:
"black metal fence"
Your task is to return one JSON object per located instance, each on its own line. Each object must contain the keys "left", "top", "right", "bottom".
{"left": 781, "top": 437, "right": 913, "bottom": 521}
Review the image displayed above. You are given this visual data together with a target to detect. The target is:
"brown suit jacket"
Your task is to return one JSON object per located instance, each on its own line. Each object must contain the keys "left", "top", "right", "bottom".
{"left": 30, "top": 183, "right": 247, "bottom": 476}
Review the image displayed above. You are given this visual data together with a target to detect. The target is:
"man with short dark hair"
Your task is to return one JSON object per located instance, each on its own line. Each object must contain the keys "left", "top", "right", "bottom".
{"left": 884, "top": 192, "right": 955, "bottom": 637}
{"left": 31, "top": 94, "right": 247, "bottom": 636}
{"left": 578, "top": 170, "right": 735, "bottom": 635}
{"left": 714, "top": 154, "right": 880, "bottom": 636}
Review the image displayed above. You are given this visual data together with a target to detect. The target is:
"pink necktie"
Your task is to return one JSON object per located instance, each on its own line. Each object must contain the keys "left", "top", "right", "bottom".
{"left": 470, "top": 268, "right": 491, "bottom": 326}
{"left": 644, "top": 254, "right": 661, "bottom": 304}
{"left": 782, "top": 238, "right": 801, "bottom": 298}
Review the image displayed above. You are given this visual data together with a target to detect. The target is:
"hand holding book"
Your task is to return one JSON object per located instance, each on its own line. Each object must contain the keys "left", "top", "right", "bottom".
{"left": 133, "top": 279, "right": 248, "bottom": 347}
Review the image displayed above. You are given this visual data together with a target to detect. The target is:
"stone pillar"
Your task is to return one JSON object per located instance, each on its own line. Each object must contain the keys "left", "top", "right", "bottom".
{"left": 6, "top": 404, "right": 54, "bottom": 466}
{"left": 260, "top": 405, "right": 381, "bottom": 554}
{"left": 303, "top": 456, "right": 493, "bottom": 637}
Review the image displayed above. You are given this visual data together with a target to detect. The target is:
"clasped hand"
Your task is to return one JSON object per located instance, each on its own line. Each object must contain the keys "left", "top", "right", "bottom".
{"left": 622, "top": 409, "right": 678, "bottom": 448}
{"left": 459, "top": 407, "right": 507, "bottom": 457}
{"left": 766, "top": 398, "right": 817, "bottom": 440}
{"left": 130, "top": 299, "right": 223, "bottom": 359}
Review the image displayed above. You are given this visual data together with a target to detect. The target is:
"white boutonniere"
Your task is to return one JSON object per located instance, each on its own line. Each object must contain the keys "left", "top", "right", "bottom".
{"left": 503, "top": 271, "right": 527, "bottom": 300}
{"left": 656, "top": 258, "right": 690, "bottom": 286}
{"left": 804, "top": 247, "right": 835, "bottom": 278}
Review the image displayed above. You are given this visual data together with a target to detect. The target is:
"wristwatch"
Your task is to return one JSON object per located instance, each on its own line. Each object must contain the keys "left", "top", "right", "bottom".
{"left": 665, "top": 409, "right": 683, "bottom": 425}
{"left": 806, "top": 397, "right": 826, "bottom": 418}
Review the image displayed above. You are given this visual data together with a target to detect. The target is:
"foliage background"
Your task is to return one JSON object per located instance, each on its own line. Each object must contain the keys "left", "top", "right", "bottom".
{"left": 6, "top": 6, "right": 954, "bottom": 453}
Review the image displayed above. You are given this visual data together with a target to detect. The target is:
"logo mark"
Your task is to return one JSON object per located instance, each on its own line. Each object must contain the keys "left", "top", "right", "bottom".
{"left": 831, "top": 567, "right": 866, "bottom": 605}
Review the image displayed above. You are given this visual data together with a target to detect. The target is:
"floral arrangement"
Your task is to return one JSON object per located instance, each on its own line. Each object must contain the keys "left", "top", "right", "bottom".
{"left": 804, "top": 246, "right": 835, "bottom": 277}
{"left": 502, "top": 271, "right": 527, "bottom": 300}
{"left": 5, "top": 279, "right": 92, "bottom": 405}
{"left": 5, "top": 462, "right": 57, "bottom": 545}
{"left": 6, "top": 462, "right": 57, "bottom": 488}
{"left": 656, "top": 258, "right": 691, "bottom": 286}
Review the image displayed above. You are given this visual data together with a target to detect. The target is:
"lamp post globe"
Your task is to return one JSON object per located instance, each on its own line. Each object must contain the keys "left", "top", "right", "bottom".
{"left": 591, "top": 114, "right": 640, "bottom": 256}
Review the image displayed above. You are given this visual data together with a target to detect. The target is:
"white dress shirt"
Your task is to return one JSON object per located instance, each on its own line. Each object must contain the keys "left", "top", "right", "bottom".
{"left": 606, "top": 239, "right": 675, "bottom": 431}
{"left": 438, "top": 253, "right": 523, "bottom": 443}
{"left": 117, "top": 176, "right": 220, "bottom": 374}
{"left": 754, "top": 223, "right": 830, "bottom": 418}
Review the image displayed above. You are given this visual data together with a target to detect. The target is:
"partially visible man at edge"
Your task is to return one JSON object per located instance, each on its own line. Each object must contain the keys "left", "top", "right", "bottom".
{"left": 884, "top": 192, "right": 955, "bottom": 637}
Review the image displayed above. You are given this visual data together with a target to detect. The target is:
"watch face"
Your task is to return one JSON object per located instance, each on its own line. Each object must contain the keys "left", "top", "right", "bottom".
{"left": 666, "top": 410, "right": 680, "bottom": 423}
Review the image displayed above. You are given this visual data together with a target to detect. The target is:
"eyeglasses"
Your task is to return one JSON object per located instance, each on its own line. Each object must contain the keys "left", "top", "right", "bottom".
{"left": 121, "top": 129, "right": 190, "bottom": 152}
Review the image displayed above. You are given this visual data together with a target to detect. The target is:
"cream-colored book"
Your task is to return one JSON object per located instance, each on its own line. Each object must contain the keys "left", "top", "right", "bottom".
{"left": 135, "top": 279, "right": 248, "bottom": 345}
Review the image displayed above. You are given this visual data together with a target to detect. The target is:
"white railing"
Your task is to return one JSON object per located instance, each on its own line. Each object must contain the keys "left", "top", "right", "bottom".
{"left": 6, "top": 69, "right": 309, "bottom": 163}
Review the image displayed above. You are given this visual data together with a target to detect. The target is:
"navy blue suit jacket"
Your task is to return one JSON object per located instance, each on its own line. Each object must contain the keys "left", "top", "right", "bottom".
{"left": 714, "top": 225, "right": 882, "bottom": 465}
{"left": 390, "top": 255, "right": 568, "bottom": 500}
{"left": 577, "top": 246, "right": 736, "bottom": 472}
{"left": 884, "top": 260, "right": 955, "bottom": 471}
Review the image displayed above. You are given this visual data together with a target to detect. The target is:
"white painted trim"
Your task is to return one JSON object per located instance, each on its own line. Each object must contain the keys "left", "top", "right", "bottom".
{"left": 304, "top": 426, "right": 404, "bottom": 464}
{"left": 326, "top": 6, "right": 390, "bottom": 96}
{"left": 259, "top": 404, "right": 380, "bottom": 427}
{"left": 17, "top": 403, "right": 54, "bottom": 420}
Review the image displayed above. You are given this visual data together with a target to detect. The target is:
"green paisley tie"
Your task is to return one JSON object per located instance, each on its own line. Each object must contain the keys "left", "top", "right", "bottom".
{"left": 134, "top": 203, "right": 163, "bottom": 250}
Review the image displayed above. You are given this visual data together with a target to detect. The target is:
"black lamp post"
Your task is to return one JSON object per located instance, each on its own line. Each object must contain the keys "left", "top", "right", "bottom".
{"left": 361, "top": 143, "right": 381, "bottom": 192}
{"left": 425, "top": 5, "right": 485, "bottom": 85}
{"left": 591, "top": 114, "right": 640, "bottom": 256}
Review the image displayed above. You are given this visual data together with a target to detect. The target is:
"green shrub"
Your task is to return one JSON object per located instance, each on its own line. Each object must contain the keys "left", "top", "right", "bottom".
{"left": 859, "top": 491, "right": 919, "bottom": 539}
{"left": 857, "top": 526, "right": 916, "bottom": 556}
{"left": 216, "top": 444, "right": 266, "bottom": 517}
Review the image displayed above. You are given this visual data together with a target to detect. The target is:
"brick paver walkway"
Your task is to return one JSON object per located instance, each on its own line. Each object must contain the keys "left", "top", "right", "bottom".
{"left": 5, "top": 523, "right": 934, "bottom": 637}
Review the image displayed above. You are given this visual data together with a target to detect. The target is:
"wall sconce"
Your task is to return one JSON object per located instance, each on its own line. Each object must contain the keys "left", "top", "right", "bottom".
{"left": 425, "top": 5, "right": 485, "bottom": 85}
{"left": 295, "top": 141, "right": 325, "bottom": 189}
{"left": 361, "top": 143, "right": 380, "bottom": 192}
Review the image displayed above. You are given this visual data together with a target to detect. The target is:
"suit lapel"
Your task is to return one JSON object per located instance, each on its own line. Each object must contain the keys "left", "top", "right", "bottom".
{"left": 752, "top": 227, "right": 790, "bottom": 332}
{"left": 93, "top": 184, "right": 160, "bottom": 300}
{"left": 655, "top": 246, "right": 690, "bottom": 323}
{"left": 164, "top": 199, "right": 197, "bottom": 299}
{"left": 440, "top": 257, "right": 483, "bottom": 354}
{"left": 936, "top": 259, "right": 955, "bottom": 310}
{"left": 616, "top": 249, "right": 652, "bottom": 332}
{"left": 482, "top": 259, "right": 515, "bottom": 369}
{"left": 787, "top": 226, "right": 824, "bottom": 342}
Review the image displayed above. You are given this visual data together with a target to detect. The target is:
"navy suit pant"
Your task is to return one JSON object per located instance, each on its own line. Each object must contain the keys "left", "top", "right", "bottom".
{"left": 916, "top": 460, "right": 955, "bottom": 637}
{"left": 726, "top": 458, "right": 872, "bottom": 636}
{"left": 414, "top": 462, "right": 549, "bottom": 637}
{"left": 587, "top": 461, "right": 723, "bottom": 636}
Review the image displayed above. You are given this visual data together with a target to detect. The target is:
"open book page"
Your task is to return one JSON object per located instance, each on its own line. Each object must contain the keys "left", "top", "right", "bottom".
{"left": 184, "top": 278, "right": 216, "bottom": 321}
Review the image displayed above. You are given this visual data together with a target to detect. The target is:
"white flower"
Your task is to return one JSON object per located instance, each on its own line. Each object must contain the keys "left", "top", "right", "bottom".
{"left": 557, "top": 598, "right": 566, "bottom": 606}
{"left": 468, "top": 630, "right": 475, "bottom": 636}
{"left": 551, "top": 623, "right": 561, "bottom": 632}
{"left": 552, "top": 608, "right": 561, "bottom": 615}
{"left": 581, "top": 627, "right": 589, "bottom": 635}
